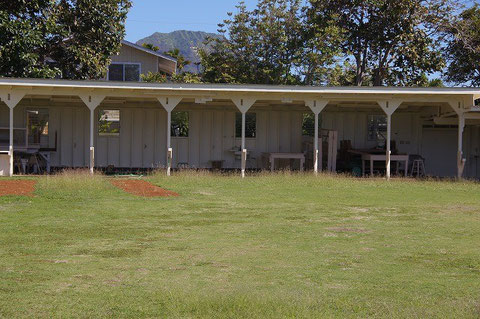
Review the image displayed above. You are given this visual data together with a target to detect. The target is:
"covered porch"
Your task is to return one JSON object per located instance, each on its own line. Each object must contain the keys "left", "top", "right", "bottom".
{"left": 0, "top": 78, "right": 479, "bottom": 179}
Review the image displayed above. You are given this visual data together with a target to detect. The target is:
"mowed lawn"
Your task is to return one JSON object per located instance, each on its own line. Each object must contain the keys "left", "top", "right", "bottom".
{"left": 1, "top": 172, "right": 480, "bottom": 318}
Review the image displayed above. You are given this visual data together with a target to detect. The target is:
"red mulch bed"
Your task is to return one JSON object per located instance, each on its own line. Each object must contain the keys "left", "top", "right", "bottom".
{"left": 0, "top": 180, "right": 36, "bottom": 197}
{"left": 111, "top": 179, "right": 179, "bottom": 198}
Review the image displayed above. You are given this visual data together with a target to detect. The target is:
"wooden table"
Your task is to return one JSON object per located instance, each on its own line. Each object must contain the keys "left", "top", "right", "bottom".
{"left": 357, "top": 152, "right": 409, "bottom": 177}
{"left": 263, "top": 152, "right": 305, "bottom": 172}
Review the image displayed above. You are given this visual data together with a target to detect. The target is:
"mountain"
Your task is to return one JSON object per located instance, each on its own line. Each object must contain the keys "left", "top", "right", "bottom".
{"left": 136, "top": 30, "right": 221, "bottom": 73}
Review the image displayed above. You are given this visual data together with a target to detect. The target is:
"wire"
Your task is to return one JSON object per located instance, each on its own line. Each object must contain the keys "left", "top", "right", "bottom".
{"left": 127, "top": 19, "right": 219, "bottom": 26}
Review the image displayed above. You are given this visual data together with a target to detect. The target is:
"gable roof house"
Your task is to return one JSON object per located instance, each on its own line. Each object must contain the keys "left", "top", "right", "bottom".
{"left": 107, "top": 40, "right": 177, "bottom": 81}
{"left": 0, "top": 41, "right": 479, "bottom": 179}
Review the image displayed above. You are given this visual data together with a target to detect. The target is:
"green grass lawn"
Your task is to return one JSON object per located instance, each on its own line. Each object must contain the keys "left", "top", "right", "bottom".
{"left": 1, "top": 171, "right": 480, "bottom": 318}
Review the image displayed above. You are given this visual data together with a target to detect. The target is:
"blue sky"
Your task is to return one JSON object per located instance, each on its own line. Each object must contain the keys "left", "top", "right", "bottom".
{"left": 125, "top": 0, "right": 479, "bottom": 42}
{"left": 125, "top": 0, "right": 259, "bottom": 42}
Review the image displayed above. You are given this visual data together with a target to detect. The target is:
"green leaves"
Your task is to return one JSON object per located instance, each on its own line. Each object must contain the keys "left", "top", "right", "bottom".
{"left": 199, "top": 0, "right": 457, "bottom": 87}
{"left": 0, "top": 0, "right": 131, "bottom": 79}
{"left": 199, "top": 0, "right": 306, "bottom": 85}
{"left": 0, "top": 0, "right": 60, "bottom": 78}
{"left": 51, "top": 0, "right": 131, "bottom": 80}
{"left": 306, "top": 0, "right": 452, "bottom": 86}
{"left": 444, "top": 5, "right": 480, "bottom": 86}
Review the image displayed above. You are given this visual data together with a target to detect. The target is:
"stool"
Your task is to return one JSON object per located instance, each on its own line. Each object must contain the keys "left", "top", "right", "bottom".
{"left": 411, "top": 159, "right": 425, "bottom": 177}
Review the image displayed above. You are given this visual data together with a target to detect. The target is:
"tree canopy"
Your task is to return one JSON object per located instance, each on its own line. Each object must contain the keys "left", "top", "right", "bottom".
{"left": 199, "top": 0, "right": 309, "bottom": 85}
{"left": 1, "top": 0, "right": 479, "bottom": 87}
{"left": 0, "top": 0, "right": 59, "bottom": 78}
{"left": 306, "top": 0, "right": 451, "bottom": 86}
{"left": 198, "top": 0, "right": 468, "bottom": 87}
{"left": 444, "top": 5, "right": 480, "bottom": 86}
{"left": 0, "top": 0, "right": 130, "bottom": 79}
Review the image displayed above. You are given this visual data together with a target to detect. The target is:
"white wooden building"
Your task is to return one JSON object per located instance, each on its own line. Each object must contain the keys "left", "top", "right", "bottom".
{"left": 0, "top": 78, "right": 479, "bottom": 179}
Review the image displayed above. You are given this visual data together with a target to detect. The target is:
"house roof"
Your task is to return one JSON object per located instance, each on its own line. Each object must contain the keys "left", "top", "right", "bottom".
{"left": 121, "top": 40, "right": 177, "bottom": 64}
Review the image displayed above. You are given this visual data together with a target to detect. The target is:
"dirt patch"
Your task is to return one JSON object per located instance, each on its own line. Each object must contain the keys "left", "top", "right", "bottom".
{"left": 0, "top": 180, "right": 36, "bottom": 197}
{"left": 111, "top": 179, "right": 179, "bottom": 198}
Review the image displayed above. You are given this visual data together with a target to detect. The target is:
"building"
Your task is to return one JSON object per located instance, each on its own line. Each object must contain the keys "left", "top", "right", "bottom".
{"left": 0, "top": 41, "right": 479, "bottom": 178}
{"left": 0, "top": 78, "right": 479, "bottom": 179}
{"left": 107, "top": 40, "right": 177, "bottom": 81}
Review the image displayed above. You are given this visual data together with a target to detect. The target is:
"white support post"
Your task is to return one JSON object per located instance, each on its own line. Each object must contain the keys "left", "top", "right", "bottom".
{"left": 89, "top": 108, "right": 95, "bottom": 174}
{"left": 9, "top": 107, "right": 13, "bottom": 176}
{"left": 167, "top": 110, "right": 172, "bottom": 176}
{"left": 314, "top": 113, "right": 319, "bottom": 173}
{"left": 378, "top": 100, "right": 402, "bottom": 180}
{"left": 305, "top": 100, "right": 328, "bottom": 175}
{"left": 0, "top": 90, "right": 26, "bottom": 177}
{"left": 157, "top": 97, "right": 182, "bottom": 176}
{"left": 241, "top": 112, "right": 247, "bottom": 178}
{"left": 448, "top": 100, "right": 468, "bottom": 179}
{"left": 386, "top": 113, "right": 392, "bottom": 178}
{"left": 241, "top": 111, "right": 246, "bottom": 151}
{"left": 458, "top": 113, "right": 466, "bottom": 179}
{"left": 79, "top": 94, "right": 105, "bottom": 174}
{"left": 232, "top": 97, "right": 256, "bottom": 178}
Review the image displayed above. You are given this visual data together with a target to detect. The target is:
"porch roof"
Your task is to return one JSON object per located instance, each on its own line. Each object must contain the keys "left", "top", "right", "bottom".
{"left": 0, "top": 78, "right": 479, "bottom": 109}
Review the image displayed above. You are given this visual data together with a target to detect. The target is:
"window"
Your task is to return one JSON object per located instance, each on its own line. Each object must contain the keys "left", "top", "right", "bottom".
{"left": 27, "top": 109, "right": 49, "bottom": 147}
{"left": 99, "top": 110, "right": 120, "bottom": 136}
{"left": 171, "top": 111, "right": 189, "bottom": 137}
{"left": 368, "top": 115, "right": 387, "bottom": 142}
{"left": 302, "top": 113, "right": 322, "bottom": 136}
{"left": 235, "top": 112, "right": 256, "bottom": 138}
{"left": 108, "top": 63, "right": 140, "bottom": 82}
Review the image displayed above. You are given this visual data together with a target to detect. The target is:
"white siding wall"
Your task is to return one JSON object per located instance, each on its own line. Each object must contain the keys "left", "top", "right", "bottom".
{"left": 2, "top": 100, "right": 479, "bottom": 178}
{"left": 322, "top": 111, "right": 422, "bottom": 153}
{"left": 111, "top": 45, "right": 158, "bottom": 75}
{"left": 465, "top": 126, "right": 480, "bottom": 178}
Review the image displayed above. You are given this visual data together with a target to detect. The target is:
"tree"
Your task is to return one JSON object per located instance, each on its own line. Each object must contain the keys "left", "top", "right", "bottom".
{"left": 140, "top": 46, "right": 202, "bottom": 83}
{"left": 141, "top": 71, "right": 167, "bottom": 83}
{"left": 306, "top": 0, "right": 453, "bottom": 86}
{"left": 50, "top": 0, "right": 131, "bottom": 80}
{"left": 165, "top": 48, "right": 203, "bottom": 83}
{"left": 199, "top": 0, "right": 309, "bottom": 85}
{"left": 444, "top": 5, "right": 480, "bottom": 86}
{"left": 164, "top": 48, "right": 191, "bottom": 73}
{"left": 170, "top": 72, "right": 203, "bottom": 84}
{"left": 0, "top": 0, "right": 60, "bottom": 78}
{"left": 142, "top": 43, "right": 159, "bottom": 52}
{"left": 0, "top": 0, "right": 130, "bottom": 80}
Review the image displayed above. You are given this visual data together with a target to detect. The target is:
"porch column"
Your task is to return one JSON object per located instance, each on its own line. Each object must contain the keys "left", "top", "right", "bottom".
{"left": 457, "top": 112, "right": 466, "bottom": 178}
{"left": 448, "top": 100, "right": 467, "bottom": 179}
{"left": 157, "top": 97, "right": 182, "bottom": 176}
{"left": 378, "top": 100, "right": 402, "bottom": 180}
{"left": 79, "top": 94, "right": 105, "bottom": 174}
{"left": 232, "top": 97, "right": 256, "bottom": 178}
{"left": 0, "top": 90, "right": 26, "bottom": 176}
{"left": 305, "top": 100, "right": 328, "bottom": 174}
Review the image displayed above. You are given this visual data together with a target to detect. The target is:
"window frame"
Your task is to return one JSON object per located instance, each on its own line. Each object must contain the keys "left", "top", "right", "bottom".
{"left": 170, "top": 111, "right": 189, "bottom": 138}
{"left": 107, "top": 62, "right": 142, "bottom": 82}
{"left": 367, "top": 114, "right": 388, "bottom": 142}
{"left": 26, "top": 108, "right": 49, "bottom": 148}
{"left": 235, "top": 112, "right": 257, "bottom": 139}
{"left": 98, "top": 109, "right": 121, "bottom": 137}
{"left": 302, "top": 112, "right": 322, "bottom": 137}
